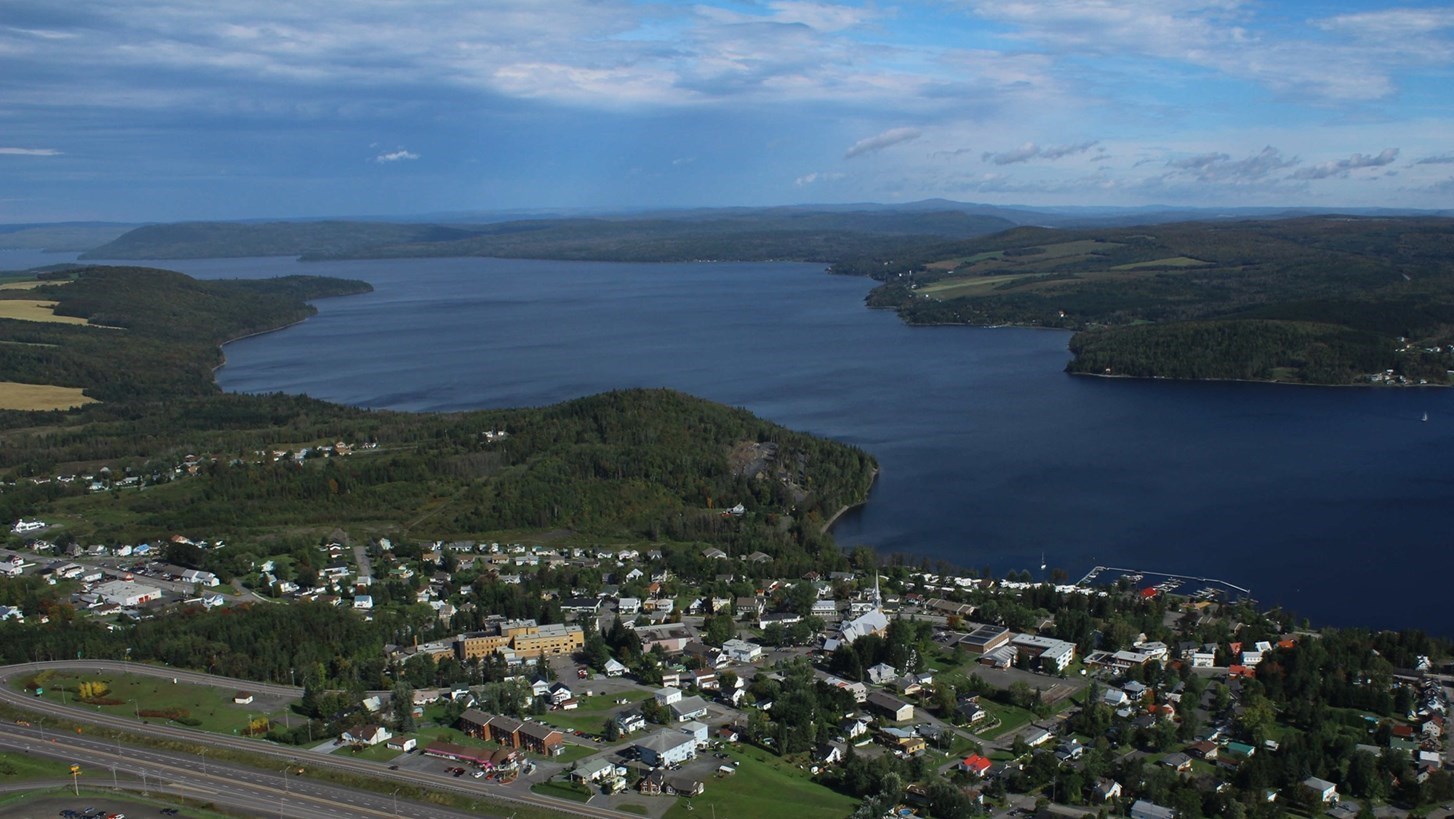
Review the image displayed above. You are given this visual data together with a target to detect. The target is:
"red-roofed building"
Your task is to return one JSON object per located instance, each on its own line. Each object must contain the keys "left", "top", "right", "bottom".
{"left": 1138, "top": 587, "right": 1158, "bottom": 599}
{"left": 1228, "top": 664, "right": 1256, "bottom": 679}
{"left": 958, "top": 754, "right": 992, "bottom": 777}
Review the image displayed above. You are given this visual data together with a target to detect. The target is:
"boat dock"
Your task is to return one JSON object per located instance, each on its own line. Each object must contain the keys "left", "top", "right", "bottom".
{"left": 1078, "top": 565, "right": 1251, "bottom": 599}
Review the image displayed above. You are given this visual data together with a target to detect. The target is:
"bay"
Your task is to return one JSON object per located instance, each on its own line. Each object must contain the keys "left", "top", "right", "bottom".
{"left": 55, "top": 253, "right": 1454, "bottom": 634}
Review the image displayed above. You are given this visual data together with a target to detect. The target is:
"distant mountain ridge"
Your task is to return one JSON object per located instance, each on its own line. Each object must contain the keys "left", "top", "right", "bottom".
{"left": 78, "top": 209, "right": 1018, "bottom": 262}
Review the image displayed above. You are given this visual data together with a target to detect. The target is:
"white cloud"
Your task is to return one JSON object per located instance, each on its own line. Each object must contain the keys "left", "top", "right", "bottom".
{"left": 968, "top": 0, "right": 1436, "bottom": 102}
{"left": 1290, "top": 148, "right": 1399, "bottom": 180}
{"left": 373, "top": 149, "right": 418, "bottom": 163}
{"left": 1413, "top": 152, "right": 1454, "bottom": 166}
{"left": 795, "top": 171, "right": 845, "bottom": 186}
{"left": 0, "top": 147, "right": 62, "bottom": 156}
{"left": 844, "top": 127, "right": 922, "bottom": 159}
{"left": 1163, "top": 145, "right": 1298, "bottom": 183}
{"left": 982, "top": 140, "right": 1097, "bottom": 165}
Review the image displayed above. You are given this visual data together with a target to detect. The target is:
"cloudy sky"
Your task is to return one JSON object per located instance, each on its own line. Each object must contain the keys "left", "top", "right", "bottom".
{"left": 2, "top": 0, "right": 1453, "bottom": 221}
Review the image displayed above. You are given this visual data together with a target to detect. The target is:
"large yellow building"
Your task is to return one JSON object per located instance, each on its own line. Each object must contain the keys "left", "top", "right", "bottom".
{"left": 454, "top": 619, "right": 584, "bottom": 662}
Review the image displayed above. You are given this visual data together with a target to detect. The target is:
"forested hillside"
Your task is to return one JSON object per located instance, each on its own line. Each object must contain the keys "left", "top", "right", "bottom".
{"left": 0, "top": 265, "right": 875, "bottom": 563}
{"left": 840, "top": 216, "right": 1454, "bottom": 385}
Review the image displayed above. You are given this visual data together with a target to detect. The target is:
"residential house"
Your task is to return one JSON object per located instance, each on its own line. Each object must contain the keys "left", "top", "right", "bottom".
{"left": 958, "top": 754, "right": 992, "bottom": 777}
{"left": 678, "top": 720, "right": 709, "bottom": 745}
{"left": 635, "top": 729, "right": 698, "bottom": 767}
{"left": 572, "top": 758, "right": 616, "bottom": 784}
{"left": 669, "top": 695, "right": 710, "bottom": 722}
{"left": 867, "top": 662, "right": 897, "bottom": 685}
{"left": 866, "top": 691, "right": 913, "bottom": 722}
{"left": 616, "top": 711, "right": 646, "bottom": 735}
{"left": 1302, "top": 777, "right": 1339, "bottom": 804}
{"left": 1093, "top": 779, "right": 1123, "bottom": 801}
{"left": 547, "top": 682, "right": 573, "bottom": 706}
{"left": 341, "top": 725, "right": 392, "bottom": 746}
{"left": 1130, "top": 800, "right": 1176, "bottom": 819}
{"left": 721, "top": 638, "right": 761, "bottom": 664}
{"left": 1161, "top": 752, "right": 1193, "bottom": 774}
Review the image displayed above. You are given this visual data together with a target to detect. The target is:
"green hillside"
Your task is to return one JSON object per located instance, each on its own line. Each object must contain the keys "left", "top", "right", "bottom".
{"left": 845, "top": 216, "right": 1454, "bottom": 385}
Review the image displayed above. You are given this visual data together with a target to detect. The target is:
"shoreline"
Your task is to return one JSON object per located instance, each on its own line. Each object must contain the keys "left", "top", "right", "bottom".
{"left": 1071, "top": 370, "right": 1452, "bottom": 390}
{"left": 822, "top": 467, "right": 879, "bottom": 535}
{"left": 210, "top": 315, "right": 312, "bottom": 374}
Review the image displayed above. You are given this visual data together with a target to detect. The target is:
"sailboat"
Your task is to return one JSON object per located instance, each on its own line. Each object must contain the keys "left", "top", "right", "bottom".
{"left": 1422, "top": 412, "right": 1429, "bottom": 422}
{"left": 1040, "top": 552, "right": 1047, "bottom": 572}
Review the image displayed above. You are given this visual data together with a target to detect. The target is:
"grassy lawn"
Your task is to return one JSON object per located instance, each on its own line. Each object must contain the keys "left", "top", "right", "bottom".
{"left": 531, "top": 778, "right": 594, "bottom": 803}
{"left": 537, "top": 691, "right": 649, "bottom": 735}
{"left": 0, "top": 751, "right": 75, "bottom": 780}
{"left": 661, "top": 744, "right": 857, "bottom": 819}
{"left": 553, "top": 744, "right": 599, "bottom": 764}
{"left": 18, "top": 670, "right": 296, "bottom": 737}
{"left": 979, "top": 701, "right": 1037, "bottom": 740}
{"left": 331, "top": 742, "right": 402, "bottom": 762}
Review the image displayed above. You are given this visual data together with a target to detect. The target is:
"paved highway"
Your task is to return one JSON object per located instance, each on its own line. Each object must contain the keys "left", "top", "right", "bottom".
{"left": 0, "top": 661, "right": 632, "bottom": 819}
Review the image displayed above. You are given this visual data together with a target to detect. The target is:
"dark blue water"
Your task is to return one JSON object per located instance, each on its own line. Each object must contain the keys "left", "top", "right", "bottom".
{"left": 64, "top": 253, "right": 1454, "bottom": 634}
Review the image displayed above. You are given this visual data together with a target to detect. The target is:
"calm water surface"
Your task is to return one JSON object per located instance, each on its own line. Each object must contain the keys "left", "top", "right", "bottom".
{"left": 53, "top": 253, "right": 1454, "bottom": 633}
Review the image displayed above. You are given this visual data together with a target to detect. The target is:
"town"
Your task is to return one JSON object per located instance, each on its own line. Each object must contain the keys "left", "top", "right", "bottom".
{"left": 3, "top": 498, "right": 1451, "bottom": 819}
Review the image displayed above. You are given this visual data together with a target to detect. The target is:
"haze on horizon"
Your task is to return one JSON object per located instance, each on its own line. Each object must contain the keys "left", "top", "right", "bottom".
{"left": 1, "top": 0, "right": 1452, "bottom": 224}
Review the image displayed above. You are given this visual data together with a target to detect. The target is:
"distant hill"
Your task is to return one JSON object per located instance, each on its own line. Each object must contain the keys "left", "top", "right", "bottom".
{"left": 80, "top": 210, "right": 1017, "bottom": 262}
{"left": 79, "top": 220, "right": 455, "bottom": 260}
{"left": 841, "top": 215, "right": 1454, "bottom": 386}
{"left": 0, "top": 222, "right": 138, "bottom": 252}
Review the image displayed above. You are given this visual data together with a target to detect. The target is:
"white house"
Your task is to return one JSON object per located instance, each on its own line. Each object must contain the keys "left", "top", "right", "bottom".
{"left": 654, "top": 686, "right": 683, "bottom": 706}
{"left": 670, "top": 695, "right": 710, "bottom": 722}
{"left": 179, "top": 569, "right": 219, "bottom": 586}
{"left": 11, "top": 519, "right": 46, "bottom": 535}
{"left": 722, "top": 639, "right": 761, "bottom": 664}
{"left": 867, "top": 663, "right": 897, "bottom": 685}
{"left": 342, "top": 724, "right": 392, "bottom": 746}
{"left": 635, "top": 729, "right": 698, "bottom": 767}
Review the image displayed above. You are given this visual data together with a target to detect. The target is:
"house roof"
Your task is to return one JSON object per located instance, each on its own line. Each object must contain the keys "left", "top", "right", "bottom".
{"left": 961, "top": 754, "right": 992, "bottom": 773}
{"left": 519, "top": 722, "right": 562, "bottom": 742}
{"left": 636, "top": 728, "right": 696, "bottom": 754}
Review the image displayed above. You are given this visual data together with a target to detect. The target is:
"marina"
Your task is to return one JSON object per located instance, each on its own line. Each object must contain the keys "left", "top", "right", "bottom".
{"left": 1077, "top": 565, "right": 1253, "bottom": 603}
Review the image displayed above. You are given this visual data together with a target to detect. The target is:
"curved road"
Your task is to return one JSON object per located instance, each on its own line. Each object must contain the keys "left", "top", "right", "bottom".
{"left": 0, "top": 661, "right": 628, "bottom": 819}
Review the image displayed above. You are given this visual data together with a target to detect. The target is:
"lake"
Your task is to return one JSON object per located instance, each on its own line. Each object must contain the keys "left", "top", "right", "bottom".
{"left": 21, "top": 251, "right": 1454, "bottom": 634}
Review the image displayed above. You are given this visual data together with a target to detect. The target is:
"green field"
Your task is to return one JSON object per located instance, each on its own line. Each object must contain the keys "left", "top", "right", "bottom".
{"left": 0, "top": 751, "right": 75, "bottom": 781}
{"left": 1110, "top": 255, "right": 1209, "bottom": 270}
{"left": 332, "top": 742, "right": 402, "bottom": 762}
{"left": 530, "top": 777, "right": 594, "bottom": 802}
{"left": 661, "top": 744, "right": 857, "bottom": 819}
{"left": 537, "top": 691, "right": 649, "bottom": 735}
{"left": 917, "top": 274, "right": 1036, "bottom": 300}
{"left": 18, "top": 670, "right": 296, "bottom": 737}
{"left": 978, "top": 701, "right": 1038, "bottom": 740}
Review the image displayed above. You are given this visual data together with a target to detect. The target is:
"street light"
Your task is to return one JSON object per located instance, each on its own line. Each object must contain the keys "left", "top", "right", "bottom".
{"left": 391, "top": 787, "right": 400, "bottom": 817}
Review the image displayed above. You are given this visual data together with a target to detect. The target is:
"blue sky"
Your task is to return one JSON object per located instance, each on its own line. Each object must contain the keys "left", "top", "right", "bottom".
{"left": 2, "top": 0, "right": 1453, "bottom": 221}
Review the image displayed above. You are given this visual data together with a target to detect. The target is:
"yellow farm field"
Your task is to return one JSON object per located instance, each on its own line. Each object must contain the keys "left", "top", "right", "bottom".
{"left": 0, "top": 280, "right": 47, "bottom": 290}
{"left": 0, "top": 299, "right": 91, "bottom": 325}
{"left": 0, "top": 381, "right": 96, "bottom": 411}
